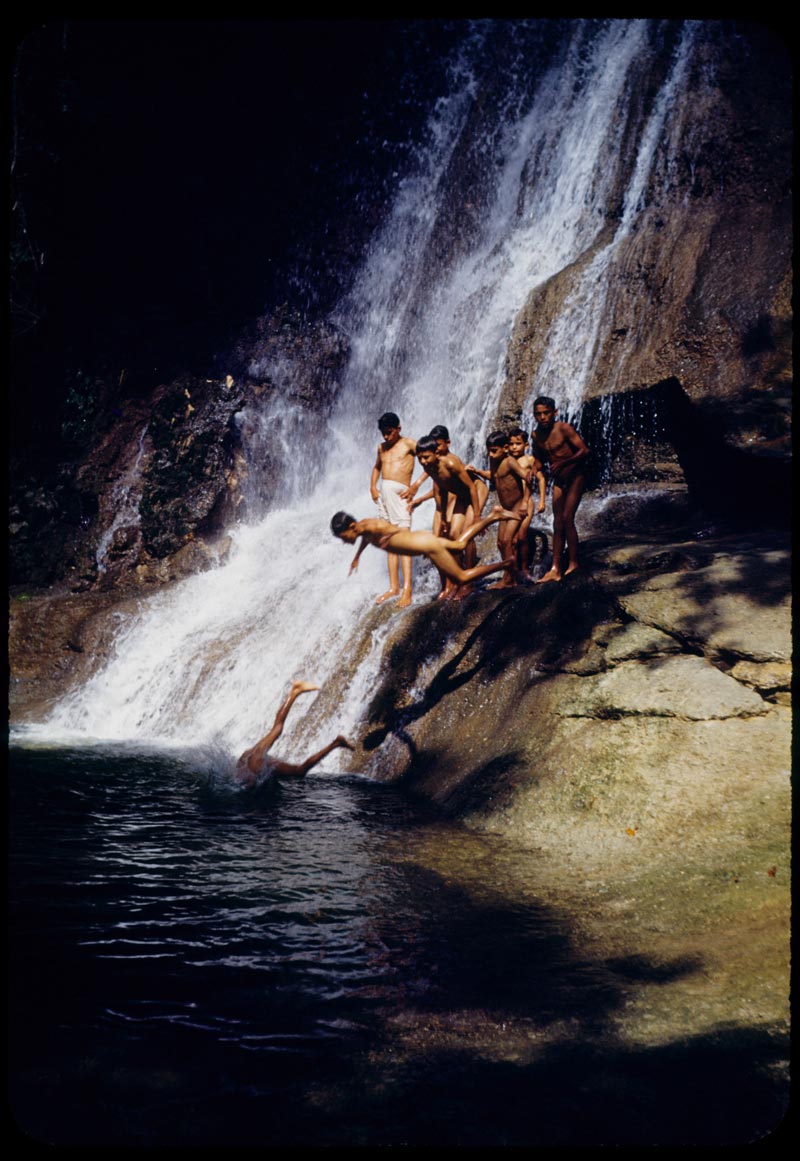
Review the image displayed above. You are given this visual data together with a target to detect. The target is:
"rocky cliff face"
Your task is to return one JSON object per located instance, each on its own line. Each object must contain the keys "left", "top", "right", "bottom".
{"left": 12, "top": 517, "right": 788, "bottom": 1055}
{"left": 8, "top": 314, "right": 350, "bottom": 592}
{"left": 9, "top": 374, "right": 246, "bottom": 591}
{"left": 500, "top": 23, "right": 791, "bottom": 512}
{"left": 303, "top": 521, "right": 789, "bottom": 1049}
{"left": 349, "top": 527, "right": 790, "bottom": 836}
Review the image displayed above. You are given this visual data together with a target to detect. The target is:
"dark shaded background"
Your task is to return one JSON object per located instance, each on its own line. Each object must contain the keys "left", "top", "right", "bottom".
{"left": 10, "top": 18, "right": 461, "bottom": 456}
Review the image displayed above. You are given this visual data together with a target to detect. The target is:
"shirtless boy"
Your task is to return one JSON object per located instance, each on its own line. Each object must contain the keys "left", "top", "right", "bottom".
{"left": 411, "top": 435, "right": 484, "bottom": 598}
{"left": 370, "top": 412, "right": 418, "bottom": 608}
{"left": 428, "top": 425, "right": 490, "bottom": 526}
{"left": 236, "top": 680, "right": 354, "bottom": 788}
{"left": 405, "top": 427, "right": 469, "bottom": 526}
{"left": 330, "top": 505, "right": 517, "bottom": 593}
{"left": 530, "top": 396, "right": 590, "bottom": 582}
{"left": 467, "top": 431, "right": 530, "bottom": 587}
{"left": 508, "top": 427, "right": 546, "bottom": 576}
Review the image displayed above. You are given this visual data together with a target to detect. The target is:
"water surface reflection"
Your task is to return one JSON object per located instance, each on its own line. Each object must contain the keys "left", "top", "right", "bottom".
{"left": 9, "top": 745, "right": 785, "bottom": 1147}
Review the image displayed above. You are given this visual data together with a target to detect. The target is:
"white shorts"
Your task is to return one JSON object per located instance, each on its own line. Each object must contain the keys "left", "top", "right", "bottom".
{"left": 377, "top": 479, "right": 412, "bottom": 529}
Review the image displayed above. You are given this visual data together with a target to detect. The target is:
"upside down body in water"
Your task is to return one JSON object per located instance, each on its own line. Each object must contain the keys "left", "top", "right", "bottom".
{"left": 235, "top": 681, "right": 354, "bottom": 788}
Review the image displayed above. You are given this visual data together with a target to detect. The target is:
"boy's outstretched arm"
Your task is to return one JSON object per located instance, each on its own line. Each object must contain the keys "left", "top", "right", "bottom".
{"left": 507, "top": 455, "right": 531, "bottom": 489}
{"left": 349, "top": 535, "right": 370, "bottom": 574}
{"left": 410, "top": 487, "right": 435, "bottom": 510}
{"left": 401, "top": 474, "right": 427, "bottom": 502}
{"left": 466, "top": 464, "right": 491, "bottom": 481}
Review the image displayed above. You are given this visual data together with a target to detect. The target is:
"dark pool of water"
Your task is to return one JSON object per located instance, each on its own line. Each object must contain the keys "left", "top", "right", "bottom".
{"left": 9, "top": 744, "right": 787, "bottom": 1147}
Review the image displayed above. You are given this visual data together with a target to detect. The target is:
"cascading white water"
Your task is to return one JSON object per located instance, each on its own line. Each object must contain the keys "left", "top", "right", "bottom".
{"left": 533, "top": 21, "right": 698, "bottom": 420}
{"left": 27, "top": 19, "right": 703, "bottom": 763}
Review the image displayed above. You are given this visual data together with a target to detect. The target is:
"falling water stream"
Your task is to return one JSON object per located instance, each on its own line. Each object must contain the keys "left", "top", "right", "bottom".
{"left": 17, "top": 19, "right": 702, "bottom": 760}
{"left": 15, "top": 21, "right": 773, "bottom": 1149}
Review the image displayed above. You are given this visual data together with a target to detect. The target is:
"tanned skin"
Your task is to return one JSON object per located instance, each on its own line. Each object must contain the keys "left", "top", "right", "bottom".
{"left": 334, "top": 506, "right": 518, "bottom": 591}
{"left": 370, "top": 420, "right": 418, "bottom": 607}
{"left": 236, "top": 681, "right": 355, "bottom": 787}
{"left": 405, "top": 433, "right": 490, "bottom": 599}
{"left": 508, "top": 430, "right": 546, "bottom": 576}
{"left": 530, "top": 401, "right": 589, "bottom": 582}
{"left": 413, "top": 446, "right": 483, "bottom": 599}
{"left": 467, "top": 440, "right": 530, "bottom": 588}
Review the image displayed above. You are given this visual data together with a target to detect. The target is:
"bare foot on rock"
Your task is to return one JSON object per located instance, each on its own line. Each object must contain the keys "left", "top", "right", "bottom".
{"left": 375, "top": 589, "right": 400, "bottom": 605}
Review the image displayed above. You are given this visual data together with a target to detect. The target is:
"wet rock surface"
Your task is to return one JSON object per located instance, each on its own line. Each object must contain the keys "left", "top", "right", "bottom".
{"left": 323, "top": 520, "right": 789, "bottom": 1136}
{"left": 9, "top": 373, "right": 247, "bottom": 591}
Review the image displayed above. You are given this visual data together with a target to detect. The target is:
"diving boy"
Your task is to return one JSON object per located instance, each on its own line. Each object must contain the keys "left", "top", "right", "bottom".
{"left": 530, "top": 396, "right": 590, "bottom": 582}
{"left": 236, "top": 680, "right": 355, "bottom": 787}
{"left": 330, "top": 506, "right": 517, "bottom": 594}
{"left": 370, "top": 412, "right": 418, "bottom": 608}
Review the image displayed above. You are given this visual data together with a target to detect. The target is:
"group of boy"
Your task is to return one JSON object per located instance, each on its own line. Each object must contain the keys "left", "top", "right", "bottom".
{"left": 239, "top": 398, "right": 589, "bottom": 785}
{"left": 331, "top": 397, "right": 590, "bottom": 607}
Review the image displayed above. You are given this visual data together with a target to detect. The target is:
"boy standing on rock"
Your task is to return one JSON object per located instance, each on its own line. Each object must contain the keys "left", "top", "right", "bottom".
{"left": 531, "top": 396, "right": 590, "bottom": 582}
{"left": 403, "top": 425, "right": 489, "bottom": 599}
{"left": 467, "top": 431, "right": 531, "bottom": 588}
{"left": 405, "top": 425, "right": 489, "bottom": 531}
{"left": 370, "top": 412, "right": 418, "bottom": 608}
{"left": 411, "top": 434, "right": 485, "bottom": 598}
{"left": 508, "top": 426, "right": 546, "bottom": 578}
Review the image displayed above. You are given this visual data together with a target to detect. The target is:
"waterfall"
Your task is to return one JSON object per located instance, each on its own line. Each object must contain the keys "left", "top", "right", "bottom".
{"left": 28, "top": 19, "right": 704, "bottom": 762}
{"left": 532, "top": 21, "right": 698, "bottom": 420}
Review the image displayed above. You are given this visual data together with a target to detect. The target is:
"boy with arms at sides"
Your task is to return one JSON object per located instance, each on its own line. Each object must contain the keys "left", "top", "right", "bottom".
{"left": 331, "top": 506, "right": 518, "bottom": 595}
{"left": 530, "top": 395, "right": 590, "bottom": 582}
{"left": 467, "top": 431, "right": 531, "bottom": 588}
{"left": 236, "top": 680, "right": 355, "bottom": 788}
{"left": 508, "top": 426, "right": 546, "bottom": 578}
{"left": 370, "top": 412, "right": 418, "bottom": 608}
